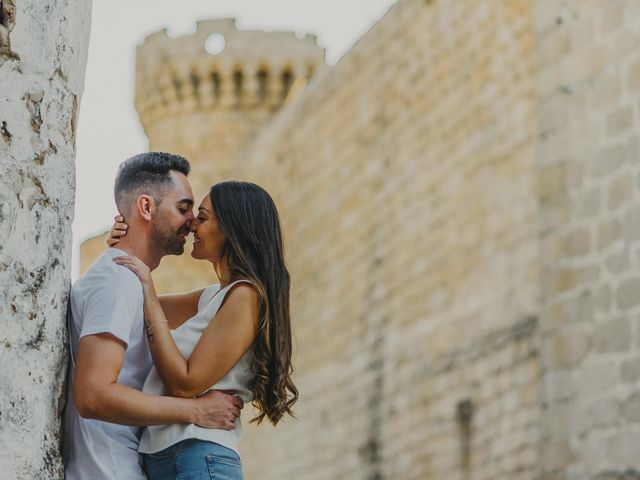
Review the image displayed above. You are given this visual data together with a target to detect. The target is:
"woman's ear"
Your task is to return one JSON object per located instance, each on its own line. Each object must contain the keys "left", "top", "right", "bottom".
{"left": 135, "top": 194, "right": 155, "bottom": 222}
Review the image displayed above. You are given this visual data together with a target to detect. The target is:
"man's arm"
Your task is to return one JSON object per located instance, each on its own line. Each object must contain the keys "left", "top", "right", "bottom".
{"left": 73, "top": 333, "right": 242, "bottom": 428}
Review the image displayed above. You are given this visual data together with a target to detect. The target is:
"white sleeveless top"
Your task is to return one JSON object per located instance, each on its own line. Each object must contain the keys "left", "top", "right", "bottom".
{"left": 138, "top": 280, "right": 254, "bottom": 455}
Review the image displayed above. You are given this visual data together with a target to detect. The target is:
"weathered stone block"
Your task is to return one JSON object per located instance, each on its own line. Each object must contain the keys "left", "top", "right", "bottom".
{"left": 607, "top": 106, "right": 634, "bottom": 136}
{"left": 617, "top": 278, "right": 640, "bottom": 310}
{"left": 590, "top": 145, "right": 626, "bottom": 178}
{"left": 594, "top": 318, "right": 631, "bottom": 353}
{"left": 607, "top": 174, "right": 634, "bottom": 210}
{"left": 623, "top": 206, "right": 640, "bottom": 242}
{"left": 565, "top": 227, "right": 592, "bottom": 257}
{"left": 600, "top": 2, "right": 625, "bottom": 34}
{"left": 621, "top": 357, "right": 640, "bottom": 383}
{"left": 598, "top": 219, "right": 623, "bottom": 250}
{"left": 627, "top": 60, "right": 640, "bottom": 93}
{"left": 584, "top": 397, "right": 621, "bottom": 431}
{"left": 578, "top": 361, "right": 619, "bottom": 397}
{"left": 556, "top": 330, "right": 591, "bottom": 365}
{"left": 577, "top": 186, "right": 602, "bottom": 217}
{"left": 607, "top": 432, "right": 640, "bottom": 466}
{"left": 622, "top": 393, "right": 640, "bottom": 423}
{"left": 606, "top": 249, "right": 631, "bottom": 275}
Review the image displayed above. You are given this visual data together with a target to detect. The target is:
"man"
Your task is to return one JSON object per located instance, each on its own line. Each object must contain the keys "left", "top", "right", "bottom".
{"left": 63, "top": 152, "right": 242, "bottom": 479}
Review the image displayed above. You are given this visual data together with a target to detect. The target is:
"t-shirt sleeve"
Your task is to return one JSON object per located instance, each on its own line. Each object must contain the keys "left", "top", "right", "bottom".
{"left": 79, "top": 267, "right": 143, "bottom": 347}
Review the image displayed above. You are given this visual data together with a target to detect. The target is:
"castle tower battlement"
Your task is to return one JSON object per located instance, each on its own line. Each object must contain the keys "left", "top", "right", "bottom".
{"left": 136, "top": 19, "right": 325, "bottom": 131}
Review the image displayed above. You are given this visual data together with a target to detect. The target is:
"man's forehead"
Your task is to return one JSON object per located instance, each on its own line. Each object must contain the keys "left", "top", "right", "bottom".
{"left": 167, "top": 170, "right": 194, "bottom": 200}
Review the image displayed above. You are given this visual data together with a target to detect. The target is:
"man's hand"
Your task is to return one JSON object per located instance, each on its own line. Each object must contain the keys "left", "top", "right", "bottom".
{"left": 191, "top": 390, "right": 244, "bottom": 430}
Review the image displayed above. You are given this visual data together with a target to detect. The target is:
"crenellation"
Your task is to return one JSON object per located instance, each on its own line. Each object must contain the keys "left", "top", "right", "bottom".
{"left": 136, "top": 19, "right": 325, "bottom": 125}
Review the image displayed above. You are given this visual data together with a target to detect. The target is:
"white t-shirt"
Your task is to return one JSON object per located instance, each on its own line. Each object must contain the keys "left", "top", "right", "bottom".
{"left": 63, "top": 248, "right": 151, "bottom": 480}
{"left": 138, "top": 280, "right": 254, "bottom": 455}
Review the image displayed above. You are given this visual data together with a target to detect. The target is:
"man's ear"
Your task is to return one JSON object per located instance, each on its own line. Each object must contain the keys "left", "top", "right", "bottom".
{"left": 135, "top": 194, "right": 156, "bottom": 222}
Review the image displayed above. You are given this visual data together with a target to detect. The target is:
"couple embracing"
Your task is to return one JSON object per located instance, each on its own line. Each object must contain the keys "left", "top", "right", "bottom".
{"left": 63, "top": 152, "right": 297, "bottom": 479}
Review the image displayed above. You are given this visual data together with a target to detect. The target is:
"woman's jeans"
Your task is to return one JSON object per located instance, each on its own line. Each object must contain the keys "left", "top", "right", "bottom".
{"left": 142, "top": 438, "right": 243, "bottom": 480}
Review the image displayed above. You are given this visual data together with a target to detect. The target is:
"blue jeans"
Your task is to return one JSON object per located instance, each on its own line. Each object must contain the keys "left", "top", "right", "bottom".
{"left": 142, "top": 439, "right": 243, "bottom": 480}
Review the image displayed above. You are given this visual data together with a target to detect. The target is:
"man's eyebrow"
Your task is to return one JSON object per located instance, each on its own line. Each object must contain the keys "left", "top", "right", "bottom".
{"left": 177, "top": 199, "right": 194, "bottom": 206}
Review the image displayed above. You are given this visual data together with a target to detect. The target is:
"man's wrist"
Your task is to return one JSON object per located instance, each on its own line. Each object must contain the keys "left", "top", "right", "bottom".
{"left": 184, "top": 397, "right": 200, "bottom": 424}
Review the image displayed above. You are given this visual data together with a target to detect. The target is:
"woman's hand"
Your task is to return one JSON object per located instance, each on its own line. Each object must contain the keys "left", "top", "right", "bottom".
{"left": 113, "top": 255, "right": 152, "bottom": 287}
{"left": 107, "top": 215, "right": 128, "bottom": 247}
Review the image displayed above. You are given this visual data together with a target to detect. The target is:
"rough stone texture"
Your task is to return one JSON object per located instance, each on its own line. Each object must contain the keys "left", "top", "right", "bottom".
{"left": 536, "top": 0, "right": 640, "bottom": 478}
{"left": 0, "top": 0, "right": 91, "bottom": 478}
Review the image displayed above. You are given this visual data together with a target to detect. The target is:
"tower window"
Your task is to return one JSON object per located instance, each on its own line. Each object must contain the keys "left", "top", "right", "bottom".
{"left": 281, "top": 70, "right": 293, "bottom": 100}
{"left": 233, "top": 70, "right": 243, "bottom": 107}
{"left": 204, "top": 33, "right": 226, "bottom": 55}
{"left": 257, "top": 69, "right": 268, "bottom": 103}
{"left": 190, "top": 72, "right": 200, "bottom": 105}
{"left": 172, "top": 74, "right": 182, "bottom": 101}
{"left": 211, "top": 72, "right": 221, "bottom": 101}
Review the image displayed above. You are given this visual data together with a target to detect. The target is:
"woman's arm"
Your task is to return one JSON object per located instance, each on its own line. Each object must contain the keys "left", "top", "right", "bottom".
{"left": 74, "top": 333, "right": 242, "bottom": 428}
{"left": 158, "top": 289, "right": 204, "bottom": 330}
{"left": 113, "top": 255, "right": 258, "bottom": 397}
{"left": 146, "top": 283, "right": 258, "bottom": 397}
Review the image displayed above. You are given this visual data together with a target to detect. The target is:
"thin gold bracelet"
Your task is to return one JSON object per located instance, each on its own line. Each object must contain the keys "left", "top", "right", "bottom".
{"left": 145, "top": 319, "right": 168, "bottom": 331}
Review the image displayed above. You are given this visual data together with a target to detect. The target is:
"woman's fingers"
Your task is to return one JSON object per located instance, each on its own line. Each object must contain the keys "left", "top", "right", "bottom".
{"left": 110, "top": 223, "right": 127, "bottom": 237}
{"left": 107, "top": 219, "right": 128, "bottom": 246}
{"left": 113, "top": 256, "right": 150, "bottom": 281}
{"left": 113, "top": 256, "right": 134, "bottom": 267}
{"left": 114, "top": 260, "right": 140, "bottom": 276}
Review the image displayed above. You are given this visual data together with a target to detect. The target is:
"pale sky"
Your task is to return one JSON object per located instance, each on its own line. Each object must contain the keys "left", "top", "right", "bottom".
{"left": 72, "top": 0, "right": 398, "bottom": 277}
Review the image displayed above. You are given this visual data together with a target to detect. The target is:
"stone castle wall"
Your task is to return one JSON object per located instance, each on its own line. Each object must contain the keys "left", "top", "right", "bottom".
{"left": 79, "top": 0, "right": 640, "bottom": 478}
{"left": 535, "top": 1, "right": 640, "bottom": 478}
{"left": 238, "top": 1, "right": 540, "bottom": 478}
{"left": 0, "top": 0, "right": 92, "bottom": 478}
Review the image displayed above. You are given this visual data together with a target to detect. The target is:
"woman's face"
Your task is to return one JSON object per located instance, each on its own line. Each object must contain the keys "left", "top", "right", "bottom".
{"left": 190, "top": 194, "right": 226, "bottom": 262}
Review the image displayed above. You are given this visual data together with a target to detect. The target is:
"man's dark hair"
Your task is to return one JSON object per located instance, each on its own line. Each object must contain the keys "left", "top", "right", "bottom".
{"left": 114, "top": 152, "right": 190, "bottom": 215}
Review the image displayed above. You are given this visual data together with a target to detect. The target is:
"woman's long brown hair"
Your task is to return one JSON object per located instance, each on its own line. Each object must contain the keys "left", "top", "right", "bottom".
{"left": 210, "top": 181, "right": 297, "bottom": 425}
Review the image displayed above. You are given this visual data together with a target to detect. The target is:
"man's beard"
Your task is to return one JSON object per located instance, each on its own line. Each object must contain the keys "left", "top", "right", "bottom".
{"left": 151, "top": 223, "right": 189, "bottom": 256}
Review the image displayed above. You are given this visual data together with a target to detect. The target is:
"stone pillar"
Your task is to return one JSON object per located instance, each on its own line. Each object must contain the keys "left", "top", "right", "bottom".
{"left": 0, "top": 0, "right": 92, "bottom": 478}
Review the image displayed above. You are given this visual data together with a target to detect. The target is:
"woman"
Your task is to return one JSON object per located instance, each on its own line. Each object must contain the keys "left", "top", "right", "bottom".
{"left": 109, "top": 180, "right": 297, "bottom": 480}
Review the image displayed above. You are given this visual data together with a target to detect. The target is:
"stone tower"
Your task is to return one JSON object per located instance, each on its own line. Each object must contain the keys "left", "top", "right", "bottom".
{"left": 135, "top": 18, "right": 325, "bottom": 201}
